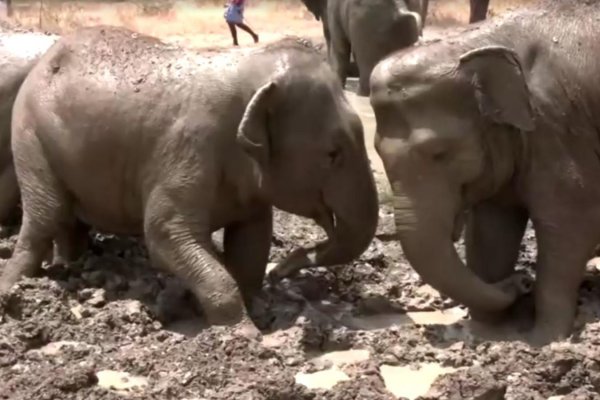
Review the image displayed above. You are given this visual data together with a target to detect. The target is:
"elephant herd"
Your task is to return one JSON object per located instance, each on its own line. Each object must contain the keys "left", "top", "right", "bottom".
{"left": 301, "top": 0, "right": 493, "bottom": 96}
{"left": 1, "top": 0, "right": 600, "bottom": 346}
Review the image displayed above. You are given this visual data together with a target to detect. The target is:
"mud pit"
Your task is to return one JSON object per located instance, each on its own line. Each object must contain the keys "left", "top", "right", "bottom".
{"left": 2, "top": 89, "right": 600, "bottom": 400}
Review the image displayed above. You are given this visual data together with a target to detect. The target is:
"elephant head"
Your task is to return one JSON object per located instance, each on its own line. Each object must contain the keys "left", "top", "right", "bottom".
{"left": 371, "top": 45, "right": 534, "bottom": 312}
{"left": 300, "top": 0, "right": 326, "bottom": 21}
{"left": 237, "top": 58, "right": 379, "bottom": 279}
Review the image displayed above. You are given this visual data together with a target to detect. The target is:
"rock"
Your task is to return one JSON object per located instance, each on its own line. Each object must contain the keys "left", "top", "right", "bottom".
{"left": 586, "top": 257, "right": 600, "bottom": 271}
{"left": 86, "top": 289, "right": 106, "bottom": 308}
{"left": 70, "top": 304, "right": 91, "bottom": 319}
{"left": 422, "top": 367, "right": 507, "bottom": 400}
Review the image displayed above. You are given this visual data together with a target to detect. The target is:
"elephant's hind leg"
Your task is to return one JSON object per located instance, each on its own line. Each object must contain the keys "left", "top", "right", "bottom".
{"left": 0, "top": 131, "right": 74, "bottom": 293}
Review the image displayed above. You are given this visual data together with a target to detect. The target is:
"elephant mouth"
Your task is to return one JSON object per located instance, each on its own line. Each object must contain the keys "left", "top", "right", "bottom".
{"left": 314, "top": 192, "right": 337, "bottom": 237}
{"left": 315, "top": 205, "right": 336, "bottom": 237}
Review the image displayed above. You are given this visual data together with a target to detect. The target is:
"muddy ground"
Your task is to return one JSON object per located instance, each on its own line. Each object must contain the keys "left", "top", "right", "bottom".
{"left": 2, "top": 199, "right": 600, "bottom": 400}
{"left": 2, "top": 42, "right": 600, "bottom": 400}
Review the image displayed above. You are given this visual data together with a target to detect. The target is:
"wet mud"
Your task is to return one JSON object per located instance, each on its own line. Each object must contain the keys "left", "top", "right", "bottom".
{"left": 1, "top": 202, "right": 600, "bottom": 399}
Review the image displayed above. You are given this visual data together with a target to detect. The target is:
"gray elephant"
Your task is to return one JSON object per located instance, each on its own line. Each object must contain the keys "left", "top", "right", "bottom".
{"left": 0, "top": 28, "right": 57, "bottom": 235}
{"left": 1, "top": 27, "right": 379, "bottom": 335}
{"left": 371, "top": 0, "right": 600, "bottom": 345}
{"left": 301, "top": 0, "right": 427, "bottom": 96}
{"left": 470, "top": 0, "right": 490, "bottom": 23}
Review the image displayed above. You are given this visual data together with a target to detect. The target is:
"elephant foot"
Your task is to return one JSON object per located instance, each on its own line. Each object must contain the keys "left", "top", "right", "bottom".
{"left": 525, "top": 326, "right": 568, "bottom": 348}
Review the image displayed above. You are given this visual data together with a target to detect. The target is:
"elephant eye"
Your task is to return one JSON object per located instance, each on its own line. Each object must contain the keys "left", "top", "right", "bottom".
{"left": 328, "top": 148, "right": 343, "bottom": 168}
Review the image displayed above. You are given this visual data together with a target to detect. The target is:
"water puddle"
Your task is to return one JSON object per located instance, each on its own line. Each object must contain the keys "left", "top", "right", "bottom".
{"left": 96, "top": 370, "right": 148, "bottom": 394}
{"left": 342, "top": 307, "right": 468, "bottom": 331}
{"left": 380, "top": 363, "right": 456, "bottom": 399}
{"left": 295, "top": 368, "right": 350, "bottom": 390}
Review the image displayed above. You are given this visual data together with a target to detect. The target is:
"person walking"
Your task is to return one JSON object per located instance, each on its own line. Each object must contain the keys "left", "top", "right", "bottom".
{"left": 224, "top": 0, "right": 259, "bottom": 46}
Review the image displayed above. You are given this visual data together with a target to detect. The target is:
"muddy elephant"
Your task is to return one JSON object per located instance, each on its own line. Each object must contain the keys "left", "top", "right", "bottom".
{"left": 301, "top": 0, "right": 427, "bottom": 96}
{"left": 470, "top": 0, "right": 490, "bottom": 23}
{"left": 371, "top": 0, "right": 600, "bottom": 345}
{"left": 1, "top": 27, "right": 379, "bottom": 335}
{"left": 0, "top": 29, "right": 57, "bottom": 235}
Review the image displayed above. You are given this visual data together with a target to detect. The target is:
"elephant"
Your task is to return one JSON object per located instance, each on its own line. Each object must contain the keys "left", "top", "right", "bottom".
{"left": 300, "top": 0, "right": 428, "bottom": 96}
{"left": 370, "top": 0, "right": 600, "bottom": 345}
{"left": 1, "top": 27, "right": 379, "bottom": 335}
{"left": 0, "top": 28, "right": 57, "bottom": 236}
{"left": 470, "top": 0, "right": 490, "bottom": 23}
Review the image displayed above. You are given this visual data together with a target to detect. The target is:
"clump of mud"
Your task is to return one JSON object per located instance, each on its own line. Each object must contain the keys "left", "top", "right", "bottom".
{"left": 1, "top": 206, "right": 600, "bottom": 399}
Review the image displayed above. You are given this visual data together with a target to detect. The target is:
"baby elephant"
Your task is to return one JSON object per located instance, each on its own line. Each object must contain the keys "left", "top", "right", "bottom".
{"left": 2, "top": 27, "right": 379, "bottom": 334}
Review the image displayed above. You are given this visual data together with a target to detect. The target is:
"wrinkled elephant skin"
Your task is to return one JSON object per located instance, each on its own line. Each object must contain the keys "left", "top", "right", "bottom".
{"left": 0, "top": 30, "right": 57, "bottom": 233}
{"left": 2, "top": 27, "right": 379, "bottom": 333}
{"left": 300, "top": 0, "right": 427, "bottom": 97}
{"left": 371, "top": 0, "right": 600, "bottom": 345}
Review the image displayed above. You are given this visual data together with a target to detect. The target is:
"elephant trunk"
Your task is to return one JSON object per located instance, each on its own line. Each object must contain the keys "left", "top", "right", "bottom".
{"left": 392, "top": 188, "right": 516, "bottom": 312}
{"left": 271, "top": 152, "right": 379, "bottom": 279}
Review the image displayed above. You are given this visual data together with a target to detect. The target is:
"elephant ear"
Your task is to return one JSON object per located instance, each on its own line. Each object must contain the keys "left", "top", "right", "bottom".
{"left": 301, "top": 0, "right": 324, "bottom": 21}
{"left": 458, "top": 45, "right": 535, "bottom": 132}
{"left": 237, "top": 81, "right": 276, "bottom": 167}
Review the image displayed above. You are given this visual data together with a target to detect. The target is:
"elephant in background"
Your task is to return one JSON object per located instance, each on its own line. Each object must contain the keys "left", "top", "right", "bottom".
{"left": 0, "top": 27, "right": 57, "bottom": 235}
{"left": 2, "top": 28, "right": 379, "bottom": 335}
{"left": 371, "top": 0, "right": 600, "bottom": 345}
{"left": 301, "top": 0, "right": 428, "bottom": 96}
{"left": 470, "top": 0, "right": 490, "bottom": 23}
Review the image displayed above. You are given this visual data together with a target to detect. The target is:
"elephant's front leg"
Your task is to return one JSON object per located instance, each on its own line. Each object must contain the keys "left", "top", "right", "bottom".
{"left": 144, "top": 188, "right": 257, "bottom": 337}
{"left": 529, "top": 218, "right": 595, "bottom": 345}
{"left": 465, "top": 202, "right": 529, "bottom": 321}
{"left": 223, "top": 206, "right": 272, "bottom": 307}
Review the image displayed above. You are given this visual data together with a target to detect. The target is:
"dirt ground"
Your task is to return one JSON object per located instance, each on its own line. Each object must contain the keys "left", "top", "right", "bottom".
{"left": 2, "top": 1, "right": 600, "bottom": 399}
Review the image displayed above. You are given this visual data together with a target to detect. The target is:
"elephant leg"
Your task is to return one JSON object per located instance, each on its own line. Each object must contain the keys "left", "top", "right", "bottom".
{"left": 223, "top": 206, "right": 272, "bottom": 307}
{"left": 0, "top": 136, "right": 71, "bottom": 293}
{"left": 52, "top": 218, "right": 89, "bottom": 265}
{"left": 328, "top": 31, "right": 351, "bottom": 89}
{"left": 529, "top": 219, "right": 594, "bottom": 345}
{"left": 355, "top": 51, "right": 379, "bottom": 97}
{"left": 465, "top": 202, "right": 528, "bottom": 323}
{"left": 466, "top": 202, "right": 528, "bottom": 283}
{"left": 469, "top": 0, "right": 490, "bottom": 23}
{"left": 143, "top": 188, "right": 254, "bottom": 332}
